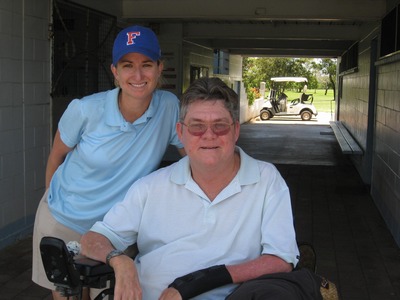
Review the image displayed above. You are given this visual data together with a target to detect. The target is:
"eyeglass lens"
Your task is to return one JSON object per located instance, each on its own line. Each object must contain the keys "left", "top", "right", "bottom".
{"left": 184, "top": 123, "right": 232, "bottom": 136}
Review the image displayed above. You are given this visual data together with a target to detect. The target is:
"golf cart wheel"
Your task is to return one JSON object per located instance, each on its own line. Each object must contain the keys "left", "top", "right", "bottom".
{"left": 301, "top": 111, "right": 312, "bottom": 121}
{"left": 260, "top": 110, "right": 271, "bottom": 120}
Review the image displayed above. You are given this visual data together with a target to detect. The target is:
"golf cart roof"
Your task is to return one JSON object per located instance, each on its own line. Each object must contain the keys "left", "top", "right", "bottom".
{"left": 271, "top": 77, "right": 308, "bottom": 83}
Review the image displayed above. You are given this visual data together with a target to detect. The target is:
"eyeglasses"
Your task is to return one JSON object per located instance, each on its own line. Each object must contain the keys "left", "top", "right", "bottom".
{"left": 182, "top": 122, "right": 234, "bottom": 136}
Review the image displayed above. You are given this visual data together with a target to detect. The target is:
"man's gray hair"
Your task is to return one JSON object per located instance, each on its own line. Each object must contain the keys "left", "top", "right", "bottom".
{"left": 180, "top": 77, "right": 239, "bottom": 122}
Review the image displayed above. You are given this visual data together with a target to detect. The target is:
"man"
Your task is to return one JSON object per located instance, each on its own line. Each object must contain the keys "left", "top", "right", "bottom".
{"left": 80, "top": 77, "right": 322, "bottom": 300}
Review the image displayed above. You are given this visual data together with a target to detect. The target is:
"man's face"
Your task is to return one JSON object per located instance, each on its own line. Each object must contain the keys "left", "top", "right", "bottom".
{"left": 111, "top": 52, "right": 162, "bottom": 102}
{"left": 177, "top": 100, "right": 239, "bottom": 168}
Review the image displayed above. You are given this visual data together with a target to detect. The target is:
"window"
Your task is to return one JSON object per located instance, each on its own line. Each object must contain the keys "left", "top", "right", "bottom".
{"left": 213, "top": 50, "right": 229, "bottom": 75}
{"left": 380, "top": 5, "right": 400, "bottom": 57}
{"left": 190, "top": 66, "right": 209, "bottom": 83}
{"left": 339, "top": 43, "right": 358, "bottom": 74}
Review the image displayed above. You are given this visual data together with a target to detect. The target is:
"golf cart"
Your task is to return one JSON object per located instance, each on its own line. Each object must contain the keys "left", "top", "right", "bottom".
{"left": 260, "top": 77, "right": 318, "bottom": 121}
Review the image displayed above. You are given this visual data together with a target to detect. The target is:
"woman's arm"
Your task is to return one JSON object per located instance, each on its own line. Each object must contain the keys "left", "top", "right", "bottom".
{"left": 176, "top": 147, "right": 186, "bottom": 157}
{"left": 45, "top": 130, "right": 73, "bottom": 188}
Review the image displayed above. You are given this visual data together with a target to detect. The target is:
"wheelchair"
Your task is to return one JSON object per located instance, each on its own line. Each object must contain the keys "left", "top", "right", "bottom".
{"left": 40, "top": 236, "right": 329, "bottom": 300}
{"left": 40, "top": 236, "right": 116, "bottom": 299}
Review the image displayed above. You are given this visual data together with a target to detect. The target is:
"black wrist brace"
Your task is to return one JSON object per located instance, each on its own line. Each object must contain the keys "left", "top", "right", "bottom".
{"left": 168, "top": 265, "right": 233, "bottom": 299}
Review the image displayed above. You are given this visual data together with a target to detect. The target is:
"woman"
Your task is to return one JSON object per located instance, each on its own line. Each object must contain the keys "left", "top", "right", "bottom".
{"left": 32, "top": 25, "right": 185, "bottom": 299}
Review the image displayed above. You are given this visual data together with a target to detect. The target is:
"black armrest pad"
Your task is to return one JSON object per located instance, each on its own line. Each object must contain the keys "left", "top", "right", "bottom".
{"left": 74, "top": 257, "right": 114, "bottom": 277}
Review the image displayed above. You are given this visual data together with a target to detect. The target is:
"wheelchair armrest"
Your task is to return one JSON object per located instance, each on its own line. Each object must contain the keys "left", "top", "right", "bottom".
{"left": 74, "top": 257, "right": 114, "bottom": 277}
{"left": 72, "top": 256, "right": 115, "bottom": 290}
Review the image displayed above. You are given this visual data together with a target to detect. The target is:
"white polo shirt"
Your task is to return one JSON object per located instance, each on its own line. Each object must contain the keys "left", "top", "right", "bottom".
{"left": 91, "top": 147, "right": 299, "bottom": 300}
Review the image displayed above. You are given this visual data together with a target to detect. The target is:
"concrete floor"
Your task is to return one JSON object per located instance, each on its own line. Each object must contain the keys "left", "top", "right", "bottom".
{"left": 237, "top": 120, "right": 400, "bottom": 300}
{"left": 0, "top": 116, "right": 399, "bottom": 299}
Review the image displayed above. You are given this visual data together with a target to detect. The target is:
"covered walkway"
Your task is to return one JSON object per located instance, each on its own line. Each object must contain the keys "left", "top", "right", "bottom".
{"left": 237, "top": 121, "right": 400, "bottom": 300}
{"left": 0, "top": 121, "right": 399, "bottom": 299}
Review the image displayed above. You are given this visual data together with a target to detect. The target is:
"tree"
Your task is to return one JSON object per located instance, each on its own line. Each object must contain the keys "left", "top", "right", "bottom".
{"left": 315, "top": 58, "right": 337, "bottom": 98}
{"left": 242, "top": 57, "right": 317, "bottom": 105}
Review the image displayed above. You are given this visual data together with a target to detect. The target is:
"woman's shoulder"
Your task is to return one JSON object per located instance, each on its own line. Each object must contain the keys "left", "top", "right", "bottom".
{"left": 154, "top": 89, "right": 179, "bottom": 104}
{"left": 72, "top": 89, "right": 118, "bottom": 115}
{"left": 79, "top": 88, "right": 117, "bottom": 104}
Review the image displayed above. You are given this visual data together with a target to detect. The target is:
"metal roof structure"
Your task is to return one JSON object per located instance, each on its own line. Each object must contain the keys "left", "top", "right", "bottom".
{"left": 118, "top": 0, "right": 387, "bottom": 57}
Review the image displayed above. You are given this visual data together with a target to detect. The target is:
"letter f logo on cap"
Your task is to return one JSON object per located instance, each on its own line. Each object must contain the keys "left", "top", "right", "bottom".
{"left": 126, "top": 31, "right": 141, "bottom": 45}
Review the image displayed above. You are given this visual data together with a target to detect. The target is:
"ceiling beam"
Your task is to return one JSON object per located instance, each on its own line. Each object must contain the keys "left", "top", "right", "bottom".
{"left": 183, "top": 22, "right": 379, "bottom": 41}
{"left": 189, "top": 38, "right": 354, "bottom": 51}
{"left": 234, "top": 48, "right": 344, "bottom": 58}
{"left": 122, "top": 0, "right": 386, "bottom": 22}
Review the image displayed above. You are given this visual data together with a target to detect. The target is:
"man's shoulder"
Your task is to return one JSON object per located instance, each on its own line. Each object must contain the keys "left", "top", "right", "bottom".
{"left": 138, "top": 161, "right": 178, "bottom": 184}
{"left": 256, "top": 159, "right": 277, "bottom": 170}
{"left": 239, "top": 147, "right": 277, "bottom": 172}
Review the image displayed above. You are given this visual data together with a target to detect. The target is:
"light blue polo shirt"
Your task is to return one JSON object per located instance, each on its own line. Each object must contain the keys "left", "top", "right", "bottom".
{"left": 48, "top": 88, "right": 183, "bottom": 234}
{"left": 91, "top": 147, "right": 299, "bottom": 299}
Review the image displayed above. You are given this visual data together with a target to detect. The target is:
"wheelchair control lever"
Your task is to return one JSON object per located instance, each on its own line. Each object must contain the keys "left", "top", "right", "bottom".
{"left": 40, "top": 236, "right": 82, "bottom": 296}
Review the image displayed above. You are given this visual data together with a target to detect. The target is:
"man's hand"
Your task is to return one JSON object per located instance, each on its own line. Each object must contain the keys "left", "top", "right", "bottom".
{"left": 158, "top": 287, "right": 182, "bottom": 300}
{"left": 80, "top": 231, "right": 142, "bottom": 299}
{"left": 111, "top": 254, "right": 142, "bottom": 300}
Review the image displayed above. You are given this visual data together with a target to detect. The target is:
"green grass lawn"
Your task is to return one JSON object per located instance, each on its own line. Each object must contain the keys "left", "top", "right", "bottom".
{"left": 279, "top": 89, "right": 336, "bottom": 113}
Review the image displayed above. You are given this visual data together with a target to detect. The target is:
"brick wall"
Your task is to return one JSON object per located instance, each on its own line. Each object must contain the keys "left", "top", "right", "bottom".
{"left": 340, "top": 51, "right": 370, "bottom": 151}
{"left": 339, "top": 36, "right": 400, "bottom": 246}
{"left": 0, "top": 0, "right": 50, "bottom": 248}
{"left": 372, "top": 59, "right": 400, "bottom": 245}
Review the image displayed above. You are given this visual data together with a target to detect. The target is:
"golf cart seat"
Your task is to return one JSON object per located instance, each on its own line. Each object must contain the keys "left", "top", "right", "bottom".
{"left": 278, "top": 92, "right": 288, "bottom": 100}
{"left": 269, "top": 89, "right": 277, "bottom": 99}
{"left": 300, "top": 93, "right": 313, "bottom": 103}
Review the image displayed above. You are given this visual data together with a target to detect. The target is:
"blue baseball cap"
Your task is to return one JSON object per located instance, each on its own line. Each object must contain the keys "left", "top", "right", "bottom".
{"left": 112, "top": 25, "right": 161, "bottom": 66}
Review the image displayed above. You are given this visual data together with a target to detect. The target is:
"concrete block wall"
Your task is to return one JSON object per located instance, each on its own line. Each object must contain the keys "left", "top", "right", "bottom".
{"left": 340, "top": 50, "right": 370, "bottom": 151}
{"left": 214, "top": 54, "right": 242, "bottom": 83}
{"left": 0, "top": 0, "right": 50, "bottom": 249}
{"left": 340, "top": 48, "right": 376, "bottom": 185}
{"left": 372, "top": 59, "right": 400, "bottom": 246}
{"left": 240, "top": 97, "right": 263, "bottom": 123}
{"left": 339, "top": 35, "right": 400, "bottom": 245}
